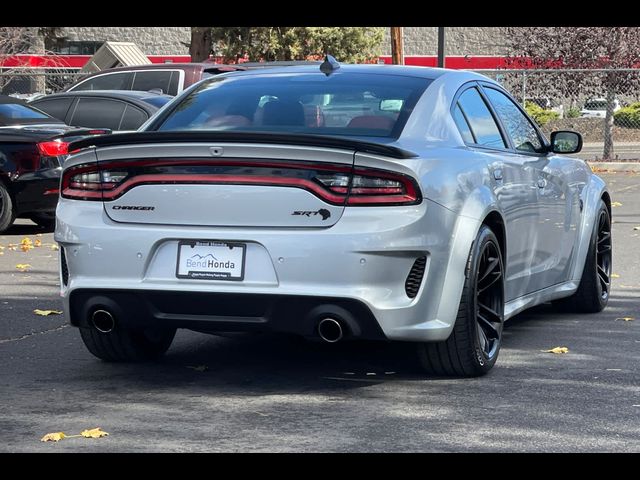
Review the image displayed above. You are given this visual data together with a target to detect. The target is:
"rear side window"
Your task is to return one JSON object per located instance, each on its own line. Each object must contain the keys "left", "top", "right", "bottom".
{"left": 119, "top": 104, "right": 148, "bottom": 131}
{"left": 131, "top": 71, "right": 178, "bottom": 95}
{"left": 69, "top": 98, "right": 126, "bottom": 130}
{"left": 0, "top": 103, "right": 55, "bottom": 125}
{"left": 30, "top": 98, "right": 74, "bottom": 122}
{"left": 452, "top": 104, "right": 475, "bottom": 143}
{"left": 456, "top": 87, "right": 506, "bottom": 149}
{"left": 72, "top": 72, "right": 132, "bottom": 91}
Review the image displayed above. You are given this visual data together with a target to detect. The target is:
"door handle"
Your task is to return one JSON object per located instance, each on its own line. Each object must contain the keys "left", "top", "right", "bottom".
{"left": 493, "top": 168, "right": 503, "bottom": 181}
{"left": 537, "top": 178, "right": 547, "bottom": 189}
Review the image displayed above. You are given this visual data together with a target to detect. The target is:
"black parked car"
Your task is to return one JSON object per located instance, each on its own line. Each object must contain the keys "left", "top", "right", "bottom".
{"left": 0, "top": 95, "right": 108, "bottom": 232}
{"left": 30, "top": 90, "right": 173, "bottom": 132}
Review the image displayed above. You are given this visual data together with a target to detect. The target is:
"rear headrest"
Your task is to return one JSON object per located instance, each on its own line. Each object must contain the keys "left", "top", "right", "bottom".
{"left": 262, "top": 99, "right": 305, "bottom": 126}
{"left": 347, "top": 115, "right": 395, "bottom": 130}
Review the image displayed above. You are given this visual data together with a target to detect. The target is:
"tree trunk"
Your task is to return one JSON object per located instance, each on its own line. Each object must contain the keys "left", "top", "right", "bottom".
{"left": 603, "top": 86, "right": 616, "bottom": 159}
{"left": 189, "top": 27, "right": 212, "bottom": 62}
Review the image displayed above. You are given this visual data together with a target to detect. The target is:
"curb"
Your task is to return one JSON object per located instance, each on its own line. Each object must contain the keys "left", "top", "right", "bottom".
{"left": 587, "top": 161, "right": 640, "bottom": 172}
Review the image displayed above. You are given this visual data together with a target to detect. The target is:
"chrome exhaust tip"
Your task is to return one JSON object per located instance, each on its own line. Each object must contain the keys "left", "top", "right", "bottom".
{"left": 318, "top": 318, "right": 344, "bottom": 343}
{"left": 91, "top": 309, "right": 115, "bottom": 333}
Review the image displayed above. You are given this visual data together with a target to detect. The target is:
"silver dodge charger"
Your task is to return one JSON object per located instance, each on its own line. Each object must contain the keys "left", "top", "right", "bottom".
{"left": 55, "top": 59, "right": 612, "bottom": 376}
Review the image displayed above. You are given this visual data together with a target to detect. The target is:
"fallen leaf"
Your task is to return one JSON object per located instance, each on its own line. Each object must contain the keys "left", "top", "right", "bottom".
{"left": 611, "top": 202, "right": 622, "bottom": 207}
{"left": 8, "top": 244, "right": 17, "bottom": 251}
{"left": 41, "top": 432, "right": 66, "bottom": 442}
{"left": 81, "top": 427, "right": 109, "bottom": 439}
{"left": 186, "top": 365, "right": 209, "bottom": 372}
{"left": 15, "top": 264, "right": 32, "bottom": 272}
{"left": 0, "top": 246, "right": 4, "bottom": 250}
{"left": 34, "top": 239, "right": 42, "bottom": 247}
{"left": 34, "top": 309, "right": 63, "bottom": 316}
{"left": 634, "top": 226, "right": 640, "bottom": 231}
{"left": 50, "top": 244, "right": 59, "bottom": 251}
{"left": 542, "top": 346, "right": 569, "bottom": 354}
{"left": 611, "top": 273, "right": 620, "bottom": 278}
{"left": 615, "top": 317, "right": 635, "bottom": 322}
{"left": 20, "top": 244, "right": 34, "bottom": 252}
{"left": 20, "top": 237, "right": 33, "bottom": 246}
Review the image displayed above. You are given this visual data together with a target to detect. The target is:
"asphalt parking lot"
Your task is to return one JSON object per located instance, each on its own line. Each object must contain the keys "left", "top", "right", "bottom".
{"left": 0, "top": 172, "right": 638, "bottom": 452}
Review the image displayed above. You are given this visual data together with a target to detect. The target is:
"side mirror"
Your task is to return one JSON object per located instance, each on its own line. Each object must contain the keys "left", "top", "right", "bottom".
{"left": 550, "top": 130, "right": 582, "bottom": 154}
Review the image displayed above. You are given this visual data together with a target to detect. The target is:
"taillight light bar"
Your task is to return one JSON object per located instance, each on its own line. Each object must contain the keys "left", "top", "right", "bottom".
{"left": 61, "top": 159, "right": 421, "bottom": 206}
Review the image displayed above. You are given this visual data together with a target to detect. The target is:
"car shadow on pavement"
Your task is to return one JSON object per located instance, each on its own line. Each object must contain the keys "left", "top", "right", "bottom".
{"left": 3, "top": 222, "right": 53, "bottom": 236}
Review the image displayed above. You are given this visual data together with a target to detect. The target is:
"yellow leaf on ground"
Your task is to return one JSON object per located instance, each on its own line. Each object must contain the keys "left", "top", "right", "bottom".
{"left": 611, "top": 202, "right": 622, "bottom": 207}
{"left": 611, "top": 273, "right": 620, "bottom": 278}
{"left": 634, "top": 226, "right": 640, "bottom": 231}
{"left": 81, "top": 427, "right": 109, "bottom": 439}
{"left": 34, "top": 309, "right": 63, "bottom": 316}
{"left": 41, "top": 432, "right": 66, "bottom": 442}
{"left": 186, "top": 365, "right": 209, "bottom": 372}
{"left": 15, "top": 264, "right": 31, "bottom": 272}
{"left": 615, "top": 317, "right": 635, "bottom": 322}
{"left": 20, "top": 237, "right": 33, "bottom": 246}
{"left": 542, "top": 346, "right": 569, "bottom": 354}
{"left": 20, "top": 244, "right": 34, "bottom": 252}
{"left": 50, "top": 244, "right": 59, "bottom": 251}
{"left": 34, "top": 239, "right": 42, "bottom": 247}
{"left": 0, "top": 246, "right": 4, "bottom": 250}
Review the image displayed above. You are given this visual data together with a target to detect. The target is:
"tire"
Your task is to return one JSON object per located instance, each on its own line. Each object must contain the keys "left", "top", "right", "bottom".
{"left": 554, "top": 199, "right": 611, "bottom": 313}
{"left": 0, "top": 183, "right": 16, "bottom": 233}
{"left": 417, "top": 225, "right": 504, "bottom": 377}
{"left": 29, "top": 212, "right": 56, "bottom": 231}
{"left": 79, "top": 325, "right": 176, "bottom": 362}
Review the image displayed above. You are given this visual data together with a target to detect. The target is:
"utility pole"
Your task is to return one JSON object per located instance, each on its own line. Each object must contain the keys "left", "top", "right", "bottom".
{"left": 437, "top": 27, "right": 445, "bottom": 68}
{"left": 390, "top": 27, "right": 404, "bottom": 65}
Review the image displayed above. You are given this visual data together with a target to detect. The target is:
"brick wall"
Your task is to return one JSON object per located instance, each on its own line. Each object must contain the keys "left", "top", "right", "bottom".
{"left": 381, "top": 27, "right": 509, "bottom": 56}
{"left": 58, "top": 27, "right": 508, "bottom": 57}
{"left": 60, "top": 27, "right": 191, "bottom": 55}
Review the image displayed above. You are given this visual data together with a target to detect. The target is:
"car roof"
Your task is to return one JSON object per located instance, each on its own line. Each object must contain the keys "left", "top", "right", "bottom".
{"left": 34, "top": 90, "right": 172, "bottom": 101}
{"left": 79, "top": 63, "right": 245, "bottom": 75}
{"left": 219, "top": 63, "right": 450, "bottom": 80}
{"left": 0, "top": 94, "right": 28, "bottom": 105}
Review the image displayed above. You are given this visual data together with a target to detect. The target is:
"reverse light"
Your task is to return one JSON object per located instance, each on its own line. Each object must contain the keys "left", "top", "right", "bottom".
{"left": 37, "top": 141, "right": 69, "bottom": 157}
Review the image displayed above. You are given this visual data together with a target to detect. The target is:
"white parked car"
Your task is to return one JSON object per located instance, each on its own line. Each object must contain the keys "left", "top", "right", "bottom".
{"left": 580, "top": 98, "right": 621, "bottom": 118}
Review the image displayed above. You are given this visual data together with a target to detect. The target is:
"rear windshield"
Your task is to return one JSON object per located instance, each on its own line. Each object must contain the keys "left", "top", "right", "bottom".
{"left": 0, "top": 103, "right": 56, "bottom": 125}
{"left": 154, "top": 72, "right": 431, "bottom": 138}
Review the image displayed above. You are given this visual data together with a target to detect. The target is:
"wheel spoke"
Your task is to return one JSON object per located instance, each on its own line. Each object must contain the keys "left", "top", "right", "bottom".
{"left": 478, "top": 256, "right": 499, "bottom": 284}
{"left": 597, "top": 245, "right": 612, "bottom": 255}
{"left": 477, "top": 312, "right": 500, "bottom": 339}
{"left": 479, "top": 302, "right": 501, "bottom": 323}
{"left": 597, "top": 264, "right": 610, "bottom": 284}
{"left": 597, "top": 232, "right": 610, "bottom": 244}
{"left": 478, "top": 271, "right": 502, "bottom": 293}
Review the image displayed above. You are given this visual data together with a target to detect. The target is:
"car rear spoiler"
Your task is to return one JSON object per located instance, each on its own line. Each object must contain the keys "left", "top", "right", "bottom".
{"left": 59, "top": 128, "right": 112, "bottom": 140}
{"left": 69, "top": 131, "right": 417, "bottom": 159}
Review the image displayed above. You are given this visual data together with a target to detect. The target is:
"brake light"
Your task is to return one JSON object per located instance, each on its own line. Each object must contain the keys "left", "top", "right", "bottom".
{"left": 60, "top": 159, "right": 421, "bottom": 206}
{"left": 37, "top": 141, "right": 69, "bottom": 157}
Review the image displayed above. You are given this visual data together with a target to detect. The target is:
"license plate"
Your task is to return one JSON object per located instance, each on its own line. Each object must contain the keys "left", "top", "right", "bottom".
{"left": 176, "top": 240, "right": 246, "bottom": 281}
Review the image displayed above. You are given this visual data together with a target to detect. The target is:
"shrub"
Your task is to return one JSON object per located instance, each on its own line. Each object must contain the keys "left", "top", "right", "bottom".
{"left": 614, "top": 102, "right": 640, "bottom": 128}
{"left": 525, "top": 101, "right": 560, "bottom": 126}
{"left": 566, "top": 106, "right": 581, "bottom": 118}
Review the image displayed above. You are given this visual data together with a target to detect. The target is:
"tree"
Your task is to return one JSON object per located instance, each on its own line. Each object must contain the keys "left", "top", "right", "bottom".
{"left": 189, "top": 27, "right": 212, "bottom": 62}
{"left": 1, "top": 27, "right": 63, "bottom": 94}
{"left": 505, "top": 27, "right": 640, "bottom": 159}
{"left": 200, "top": 27, "right": 384, "bottom": 64}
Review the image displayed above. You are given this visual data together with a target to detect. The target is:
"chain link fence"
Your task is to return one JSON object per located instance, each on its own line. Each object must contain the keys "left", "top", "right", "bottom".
{"left": 0, "top": 69, "right": 84, "bottom": 99}
{"left": 1, "top": 67, "right": 639, "bottom": 160}
{"left": 473, "top": 69, "right": 640, "bottom": 160}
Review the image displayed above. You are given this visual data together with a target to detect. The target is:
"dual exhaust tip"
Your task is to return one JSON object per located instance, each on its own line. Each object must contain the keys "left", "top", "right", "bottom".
{"left": 90, "top": 308, "right": 348, "bottom": 343}
{"left": 91, "top": 309, "right": 115, "bottom": 333}
{"left": 317, "top": 317, "right": 344, "bottom": 343}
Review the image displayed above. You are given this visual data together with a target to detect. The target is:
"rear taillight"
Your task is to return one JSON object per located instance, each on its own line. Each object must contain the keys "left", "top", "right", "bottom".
{"left": 61, "top": 159, "right": 421, "bottom": 206}
{"left": 37, "top": 141, "right": 69, "bottom": 157}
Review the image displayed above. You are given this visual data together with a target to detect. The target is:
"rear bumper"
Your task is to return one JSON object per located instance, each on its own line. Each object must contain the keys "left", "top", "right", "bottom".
{"left": 68, "top": 289, "right": 387, "bottom": 340}
{"left": 56, "top": 197, "right": 476, "bottom": 342}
